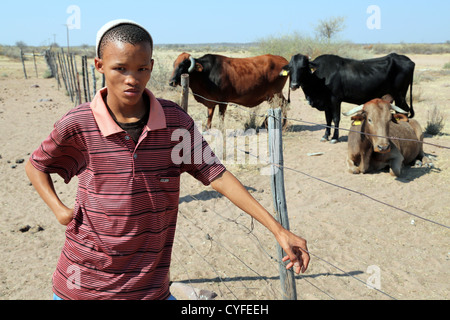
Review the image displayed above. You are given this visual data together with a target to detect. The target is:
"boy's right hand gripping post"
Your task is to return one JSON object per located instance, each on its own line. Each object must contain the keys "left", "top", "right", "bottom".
{"left": 280, "top": 232, "right": 310, "bottom": 274}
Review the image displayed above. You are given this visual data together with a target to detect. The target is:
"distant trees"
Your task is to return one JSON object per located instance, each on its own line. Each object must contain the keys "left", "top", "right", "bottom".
{"left": 314, "top": 16, "right": 346, "bottom": 41}
{"left": 15, "top": 41, "right": 27, "bottom": 50}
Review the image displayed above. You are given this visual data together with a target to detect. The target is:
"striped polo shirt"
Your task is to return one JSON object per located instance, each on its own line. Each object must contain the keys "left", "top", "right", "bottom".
{"left": 30, "top": 88, "right": 226, "bottom": 300}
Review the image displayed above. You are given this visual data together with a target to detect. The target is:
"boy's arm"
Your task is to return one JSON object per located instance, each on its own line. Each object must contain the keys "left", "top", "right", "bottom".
{"left": 210, "top": 170, "right": 309, "bottom": 274}
{"left": 25, "top": 161, "right": 73, "bottom": 226}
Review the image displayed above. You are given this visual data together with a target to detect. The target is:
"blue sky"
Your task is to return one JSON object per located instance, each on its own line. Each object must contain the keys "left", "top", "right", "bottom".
{"left": 2, "top": 0, "right": 449, "bottom": 46}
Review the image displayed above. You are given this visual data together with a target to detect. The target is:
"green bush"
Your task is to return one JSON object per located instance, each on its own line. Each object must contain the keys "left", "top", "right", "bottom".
{"left": 252, "top": 32, "right": 368, "bottom": 60}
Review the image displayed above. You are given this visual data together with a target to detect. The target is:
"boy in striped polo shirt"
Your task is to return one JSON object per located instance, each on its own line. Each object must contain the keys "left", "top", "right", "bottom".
{"left": 25, "top": 20, "right": 309, "bottom": 300}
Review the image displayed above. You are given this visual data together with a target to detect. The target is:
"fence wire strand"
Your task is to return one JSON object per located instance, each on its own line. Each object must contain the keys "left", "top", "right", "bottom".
{"left": 174, "top": 85, "right": 448, "bottom": 300}
{"left": 190, "top": 91, "right": 450, "bottom": 150}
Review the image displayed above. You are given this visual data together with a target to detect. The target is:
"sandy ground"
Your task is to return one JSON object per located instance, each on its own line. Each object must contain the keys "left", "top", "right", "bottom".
{"left": 0, "top": 53, "right": 449, "bottom": 300}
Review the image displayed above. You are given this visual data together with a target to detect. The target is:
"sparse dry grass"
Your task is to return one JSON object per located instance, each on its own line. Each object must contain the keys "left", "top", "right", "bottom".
{"left": 425, "top": 105, "right": 446, "bottom": 135}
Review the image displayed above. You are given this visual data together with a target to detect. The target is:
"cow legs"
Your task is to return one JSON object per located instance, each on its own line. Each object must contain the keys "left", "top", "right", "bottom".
{"left": 393, "top": 93, "right": 414, "bottom": 118}
{"left": 218, "top": 103, "right": 227, "bottom": 131}
{"left": 322, "top": 101, "right": 341, "bottom": 144}
{"left": 206, "top": 105, "right": 215, "bottom": 131}
{"left": 389, "top": 155, "right": 404, "bottom": 177}
{"left": 347, "top": 155, "right": 361, "bottom": 174}
{"left": 205, "top": 103, "right": 227, "bottom": 131}
{"left": 280, "top": 94, "right": 289, "bottom": 130}
{"left": 330, "top": 104, "right": 341, "bottom": 144}
{"left": 321, "top": 110, "right": 332, "bottom": 142}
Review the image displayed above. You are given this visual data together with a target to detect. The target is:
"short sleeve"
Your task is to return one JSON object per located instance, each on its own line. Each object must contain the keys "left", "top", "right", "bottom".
{"left": 29, "top": 122, "right": 86, "bottom": 184}
{"left": 176, "top": 113, "right": 226, "bottom": 186}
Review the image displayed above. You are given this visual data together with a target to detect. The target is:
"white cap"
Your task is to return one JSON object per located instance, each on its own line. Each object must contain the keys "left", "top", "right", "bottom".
{"left": 95, "top": 19, "right": 152, "bottom": 58}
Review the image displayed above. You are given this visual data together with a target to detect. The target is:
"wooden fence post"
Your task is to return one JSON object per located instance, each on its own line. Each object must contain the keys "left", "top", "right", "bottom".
{"left": 20, "top": 49, "right": 27, "bottom": 79}
{"left": 268, "top": 108, "right": 297, "bottom": 300}
{"left": 84, "top": 56, "right": 91, "bottom": 101}
{"left": 32, "top": 51, "right": 38, "bottom": 77}
{"left": 57, "top": 52, "right": 69, "bottom": 95}
{"left": 81, "top": 56, "right": 88, "bottom": 102}
{"left": 71, "top": 54, "right": 81, "bottom": 106}
{"left": 61, "top": 49, "right": 74, "bottom": 102}
{"left": 180, "top": 73, "right": 189, "bottom": 112}
{"left": 90, "top": 65, "right": 97, "bottom": 98}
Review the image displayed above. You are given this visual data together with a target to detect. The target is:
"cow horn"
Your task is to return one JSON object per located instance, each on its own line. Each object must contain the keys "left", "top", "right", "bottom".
{"left": 342, "top": 104, "right": 364, "bottom": 116}
{"left": 188, "top": 56, "right": 196, "bottom": 73}
{"left": 390, "top": 104, "right": 408, "bottom": 114}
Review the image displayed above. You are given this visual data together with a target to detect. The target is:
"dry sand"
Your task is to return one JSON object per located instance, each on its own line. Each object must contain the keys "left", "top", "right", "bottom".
{"left": 0, "top": 53, "right": 449, "bottom": 300}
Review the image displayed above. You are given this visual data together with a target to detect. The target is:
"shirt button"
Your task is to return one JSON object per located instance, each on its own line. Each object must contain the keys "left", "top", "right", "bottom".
{"left": 125, "top": 136, "right": 130, "bottom": 140}
{"left": 133, "top": 153, "right": 138, "bottom": 159}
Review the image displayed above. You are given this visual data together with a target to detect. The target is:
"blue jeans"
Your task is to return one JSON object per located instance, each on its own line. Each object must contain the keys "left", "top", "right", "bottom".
{"left": 53, "top": 293, "right": 176, "bottom": 300}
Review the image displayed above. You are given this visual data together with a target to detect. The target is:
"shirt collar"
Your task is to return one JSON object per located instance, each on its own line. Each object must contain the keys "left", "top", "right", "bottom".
{"left": 90, "top": 88, "right": 167, "bottom": 137}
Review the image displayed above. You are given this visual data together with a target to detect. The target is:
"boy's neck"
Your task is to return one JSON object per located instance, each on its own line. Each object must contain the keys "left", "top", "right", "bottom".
{"left": 104, "top": 91, "right": 149, "bottom": 124}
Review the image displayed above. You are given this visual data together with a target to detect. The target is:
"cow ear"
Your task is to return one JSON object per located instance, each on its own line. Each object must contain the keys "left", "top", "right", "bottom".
{"left": 309, "top": 60, "right": 317, "bottom": 73}
{"left": 351, "top": 114, "right": 364, "bottom": 121}
{"left": 393, "top": 113, "right": 409, "bottom": 122}
{"left": 351, "top": 114, "right": 364, "bottom": 126}
{"left": 280, "top": 65, "right": 290, "bottom": 76}
{"left": 195, "top": 62, "right": 204, "bottom": 72}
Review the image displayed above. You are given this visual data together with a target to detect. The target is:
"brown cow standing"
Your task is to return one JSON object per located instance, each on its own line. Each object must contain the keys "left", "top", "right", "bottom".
{"left": 345, "top": 98, "right": 430, "bottom": 177}
{"left": 169, "top": 53, "right": 289, "bottom": 130}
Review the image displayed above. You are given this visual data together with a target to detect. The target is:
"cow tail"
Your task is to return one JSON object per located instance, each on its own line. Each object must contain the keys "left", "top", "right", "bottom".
{"left": 287, "top": 86, "right": 291, "bottom": 104}
{"left": 409, "top": 80, "right": 415, "bottom": 118}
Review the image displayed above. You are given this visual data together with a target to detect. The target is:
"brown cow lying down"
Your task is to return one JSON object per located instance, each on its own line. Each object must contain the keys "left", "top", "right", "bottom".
{"left": 344, "top": 98, "right": 430, "bottom": 177}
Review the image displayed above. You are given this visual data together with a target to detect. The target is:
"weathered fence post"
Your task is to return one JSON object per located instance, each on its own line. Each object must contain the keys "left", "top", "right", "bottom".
{"left": 20, "top": 49, "right": 27, "bottom": 79}
{"left": 268, "top": 108, "right": 297, "bottom": 300}
{"left": 61, "top": 49, "right": 74, "bottom": 102}
{"left": 32, "top": 51, "right": 38, "bottom": 77}
{"left": 84, "top": 56, "right": 91, "bottom": 101}
{"left": 81, "top": 56, "right": 88, "bottom": 102}
{"left": 180, "top": 73, "right": 189, "bottom": 112}
{"left": 57, "top": 52, "right": 69, "bottom": 95}
{"left": 90, "top": 65, "right": 97, "bottom": 98}
{"left": 72, "top": 54, "right": 81, "bottom": 106}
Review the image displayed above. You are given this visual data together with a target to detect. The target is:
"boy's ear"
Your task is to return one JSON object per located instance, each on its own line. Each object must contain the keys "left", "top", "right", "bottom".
{"left": 95, "top": 57, "right": 104, "bottom": 74}
{"left": 150, "top": 59, "right": 155, "bottom": 72}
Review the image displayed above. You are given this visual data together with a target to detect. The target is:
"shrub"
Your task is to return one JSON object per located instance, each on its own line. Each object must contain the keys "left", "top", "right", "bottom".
{"left": 425, "top": 105, "right": 446, "bottom": 135}
{"left": 252, "top": 32, "right": 368, "bottom": 60}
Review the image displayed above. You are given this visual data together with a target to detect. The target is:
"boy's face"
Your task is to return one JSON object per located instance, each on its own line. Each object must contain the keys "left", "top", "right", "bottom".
{"left": 95, "top": 40, "right": 154, "bottom": 108}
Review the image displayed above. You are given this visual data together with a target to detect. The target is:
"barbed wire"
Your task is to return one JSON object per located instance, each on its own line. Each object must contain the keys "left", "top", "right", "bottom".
{"left": 186, "top": 89, "right": 449, "bottom": 229}
{"left": 236, "top": 145, "right": 449, "bottom": 230}
{"left": 170, "top": 85, "right": 447, "bottom": 300}
{"left": 189, "top": 91, "right": 450, "bottom": 150}
{"left": 177, "top": 179, "right": 399, "bottom": 300}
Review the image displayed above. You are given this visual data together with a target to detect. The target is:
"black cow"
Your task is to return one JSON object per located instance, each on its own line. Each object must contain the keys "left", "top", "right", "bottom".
{"left": 281, "top": 53, "right": 415, "bottom": 143}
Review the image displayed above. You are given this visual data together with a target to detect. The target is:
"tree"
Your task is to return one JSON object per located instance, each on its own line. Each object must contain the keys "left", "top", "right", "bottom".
{"left": 15, "top": 41, "right": 27, "bottom": 49}
{"left": 314, "top": 16, "right": 346, "bottom": 41}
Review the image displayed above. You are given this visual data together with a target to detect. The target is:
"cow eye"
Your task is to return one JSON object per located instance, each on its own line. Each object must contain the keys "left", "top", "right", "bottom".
{"left": 368, "top": 118, "right": 373, "bottom": 124}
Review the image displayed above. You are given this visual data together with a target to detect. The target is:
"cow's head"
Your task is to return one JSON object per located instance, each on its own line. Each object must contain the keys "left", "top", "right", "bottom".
{"left": 344, "top": 99, "right": 409, "bottom": 153}
{"left": 280, "top": 54, "right": 311, "bottom": 91}
{"left": 169, "top": 53, "right": 203, "bottom": 87}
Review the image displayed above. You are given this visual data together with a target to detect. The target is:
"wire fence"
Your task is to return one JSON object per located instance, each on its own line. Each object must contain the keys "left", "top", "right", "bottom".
{"left": 191, "top": 91, "right": 450, "bottom": 150}
{"left": 35, "top": 52, "right": 449, "bottom": 300}
{"left": 167, "top": 84, "right": 448, "bottom": 300}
